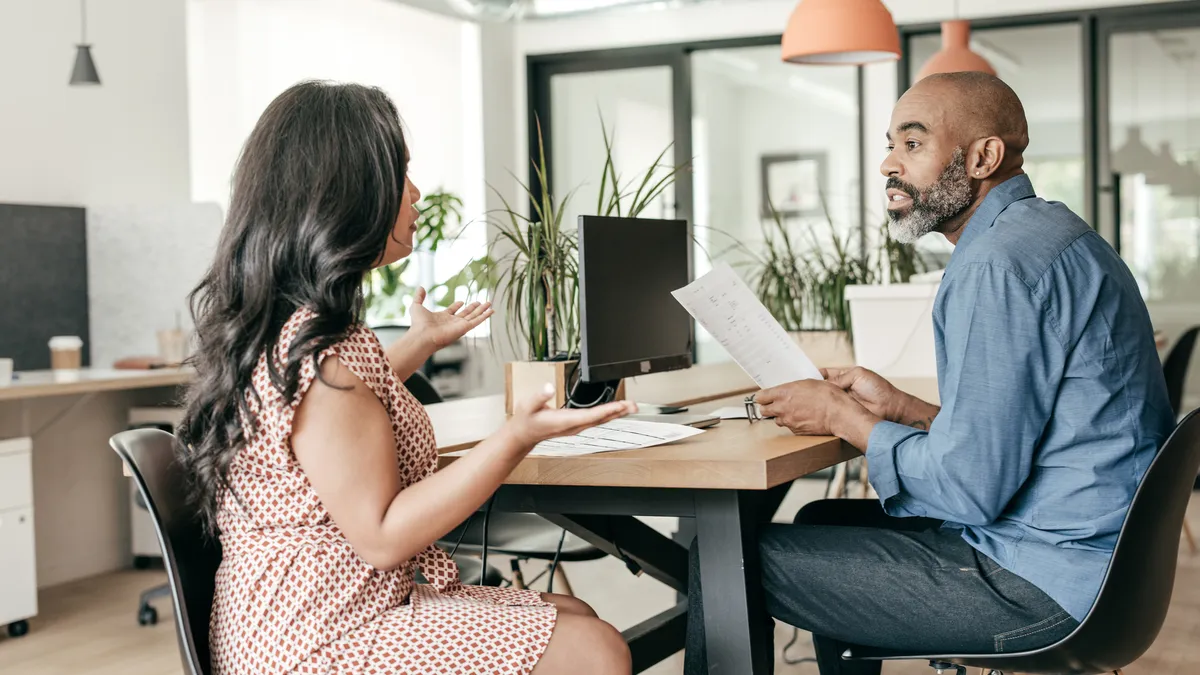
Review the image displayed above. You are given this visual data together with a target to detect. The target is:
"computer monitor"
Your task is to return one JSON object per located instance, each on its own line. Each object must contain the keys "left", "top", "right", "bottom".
{"left": 577, "top": 215, "right": 693, "bottom": 385}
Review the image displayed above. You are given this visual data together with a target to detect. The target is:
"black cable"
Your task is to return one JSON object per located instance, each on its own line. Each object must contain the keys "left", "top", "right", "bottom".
{"left": 546, "top": 528, "right": 568, "bottom": 593}
{"left": 608, "top": 517, "right": 643, "bottom": 577}
{"left": 479, "top": 494, "right": 496, "bottom": 585}
{"left": 447, "top": 512, "right": 475, "bottom": 558}
{"left": 782, "top": 627, "right": 817, "bottom": 665}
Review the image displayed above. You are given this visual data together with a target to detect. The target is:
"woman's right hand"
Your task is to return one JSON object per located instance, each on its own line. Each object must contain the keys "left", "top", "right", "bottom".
{"left": 503, "top": 384, "right": 638, "bottom": 454}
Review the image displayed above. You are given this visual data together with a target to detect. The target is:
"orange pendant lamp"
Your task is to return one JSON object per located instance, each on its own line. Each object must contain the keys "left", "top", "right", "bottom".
{"left": 782, "top": 0, "right": 900, "bottom": 65}
{"left": 915, "top": 20, "right": 996, "bottom": 81}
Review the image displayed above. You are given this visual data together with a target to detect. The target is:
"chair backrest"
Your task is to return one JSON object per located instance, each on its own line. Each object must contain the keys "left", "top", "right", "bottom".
{"left": 1163, "top": 326, "right": 1200, "bottom": 416}
{"left": 1052, "top": 408, "right": 1200, "bottom": 672}
{"left": 110, "top": 428, "right": 221, "bottom": 675}
{"left": 404, "top": 370, "right": 444, "bottom": 405}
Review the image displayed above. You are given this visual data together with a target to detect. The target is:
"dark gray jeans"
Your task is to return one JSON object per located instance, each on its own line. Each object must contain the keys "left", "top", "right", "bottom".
{"left": 684, "top": 499, "right": 1079, "bottom": 674}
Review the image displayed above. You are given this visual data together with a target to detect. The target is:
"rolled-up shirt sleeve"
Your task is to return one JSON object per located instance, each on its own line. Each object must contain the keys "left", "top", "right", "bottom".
{"left": 866, "top": 263, "right": 1065, "bottom": 526}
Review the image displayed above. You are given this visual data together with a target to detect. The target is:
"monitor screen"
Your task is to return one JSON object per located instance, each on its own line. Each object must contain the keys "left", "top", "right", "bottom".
{"left": 578, "top": 215, "right": 692, "bottom": 383}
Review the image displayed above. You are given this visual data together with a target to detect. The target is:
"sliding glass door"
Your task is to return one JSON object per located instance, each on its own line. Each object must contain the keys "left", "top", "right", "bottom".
{"left": 1098, "top": 10, "right": 1200, "bottom": 411}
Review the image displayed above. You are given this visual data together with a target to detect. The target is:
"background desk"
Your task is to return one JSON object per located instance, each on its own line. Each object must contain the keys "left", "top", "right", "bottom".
{"left": 0, "top": 369, "right": 190, "bottom": 588}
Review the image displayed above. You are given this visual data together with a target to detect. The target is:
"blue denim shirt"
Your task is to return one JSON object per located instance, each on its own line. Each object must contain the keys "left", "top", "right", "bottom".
{"left": 866, "top": 174, "right": 1175, "bottom": 621}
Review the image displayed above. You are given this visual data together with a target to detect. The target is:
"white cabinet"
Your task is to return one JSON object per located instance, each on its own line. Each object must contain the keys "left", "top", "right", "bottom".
{"left": 0, "top": 437, "right": 36, "bottom": 636}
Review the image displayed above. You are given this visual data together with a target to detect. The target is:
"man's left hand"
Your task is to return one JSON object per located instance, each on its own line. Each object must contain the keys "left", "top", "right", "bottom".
{"left": 756, "top": 379, "right": 880, "bottom": 450}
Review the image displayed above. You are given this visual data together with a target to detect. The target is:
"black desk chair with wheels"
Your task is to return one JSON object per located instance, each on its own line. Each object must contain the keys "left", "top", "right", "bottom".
{"left": 111, "top": 427, "right": 505, "bottom": 674}
{"left": 111, "top": 428, "right": 220, "bottom": 675}
{"left": 841, "top": 408, "right": 1200, "bottom": 675}
{"left": 402, "top": 370, "right": 606, "bottom": 593}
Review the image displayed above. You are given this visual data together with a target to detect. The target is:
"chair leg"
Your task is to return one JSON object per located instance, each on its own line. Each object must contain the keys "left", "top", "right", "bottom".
{"left": 860, "top": 458, "right": 870, "bottom": 498}
{"left": 509, "top": 560, "right": 526, "bottom": 590}
{"left": 1184, "top": 520, "right": 1197, "bottom": 554}
{"left": 551, "top": 565, "right": 575, "bottom": 597}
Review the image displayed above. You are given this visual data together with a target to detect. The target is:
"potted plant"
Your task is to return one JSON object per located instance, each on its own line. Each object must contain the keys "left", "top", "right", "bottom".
{"left": 464, "top": 116, "right": 684, "bottom": 411}
{"left": 737, "top": 205, "right": 928, "bottom": 369}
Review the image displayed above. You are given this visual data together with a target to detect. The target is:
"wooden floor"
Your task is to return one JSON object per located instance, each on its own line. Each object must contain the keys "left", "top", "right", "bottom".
{"left": 3, "top": 484, "right": 1199, "bottom": 674}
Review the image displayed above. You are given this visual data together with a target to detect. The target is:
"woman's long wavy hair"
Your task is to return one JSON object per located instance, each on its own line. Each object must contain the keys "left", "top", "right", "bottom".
{"left": 177, "top": 81, "right": 410, "bottom": 533}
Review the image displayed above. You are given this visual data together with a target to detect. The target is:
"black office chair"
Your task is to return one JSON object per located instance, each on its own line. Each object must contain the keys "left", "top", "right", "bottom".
{"left": 111, "top": 428, "right": 506, "bottom": 675}
{"left": 841, "top": 408, "right": 1200, "bottom": 675}
{"left": 403, "top": 369, "right": 446, "bottom": 406}
{"left": 1164, "top": 325, "right": 1199, "bottom": 418}
{"left": 110, "top": 428, "right": 220, "bottom": 675}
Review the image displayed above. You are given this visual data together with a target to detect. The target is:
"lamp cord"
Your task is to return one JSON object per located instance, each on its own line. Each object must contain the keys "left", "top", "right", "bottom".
{"left": 80, "top": 0, "right": 87, "bottom": 43}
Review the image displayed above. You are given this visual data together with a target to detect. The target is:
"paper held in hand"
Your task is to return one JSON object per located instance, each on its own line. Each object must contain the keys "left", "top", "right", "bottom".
{"left": 671, "top": 262, "right": 823, "bottom": 389}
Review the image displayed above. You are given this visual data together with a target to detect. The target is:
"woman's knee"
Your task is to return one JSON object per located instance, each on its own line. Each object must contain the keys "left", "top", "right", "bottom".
{"left": 541, "top": 592, "right": 598, "bottom": 618}
{"left": 541, "top": 614, "right": 630, "bottom": 675}
{"left": 586, "top": 618, "right": 631, "bottom": 674}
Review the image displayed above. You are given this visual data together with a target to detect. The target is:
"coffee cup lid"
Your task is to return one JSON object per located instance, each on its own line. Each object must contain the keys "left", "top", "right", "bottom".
{"left": 49, "top": 336, "right": 84, "bottom": 350}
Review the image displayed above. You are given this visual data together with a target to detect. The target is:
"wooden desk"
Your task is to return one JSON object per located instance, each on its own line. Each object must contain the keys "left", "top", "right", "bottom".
{"left": 0, "top": 368, "right": 191, "bottom": 590}
{"left": 428, "top": 361, "right": 757, "bottom": 455}
{"left": 0, "top": 368, "right": 193, "bottom": 403}
{"left": 429, "top": 386, "right": 855, "bottom": 674}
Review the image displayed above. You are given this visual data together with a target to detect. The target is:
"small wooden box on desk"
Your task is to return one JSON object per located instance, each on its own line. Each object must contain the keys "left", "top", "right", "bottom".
{"left": 504, "top": 361, "right": 626, "bottom": 414}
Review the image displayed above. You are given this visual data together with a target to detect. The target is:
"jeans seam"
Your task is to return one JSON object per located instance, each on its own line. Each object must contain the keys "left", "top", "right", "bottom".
{"left": 993, "top": 611, "right": 1072, "bottom": 652}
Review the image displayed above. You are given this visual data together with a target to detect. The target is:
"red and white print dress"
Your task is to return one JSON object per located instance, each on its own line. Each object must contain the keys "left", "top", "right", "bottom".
{"left": 208, "top": 307, "right": 557, "bottom": 675}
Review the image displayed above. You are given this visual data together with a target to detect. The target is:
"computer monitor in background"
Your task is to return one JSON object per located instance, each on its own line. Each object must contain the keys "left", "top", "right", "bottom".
{"left": 577, "top": 215, "right": 693, "bottom": 395}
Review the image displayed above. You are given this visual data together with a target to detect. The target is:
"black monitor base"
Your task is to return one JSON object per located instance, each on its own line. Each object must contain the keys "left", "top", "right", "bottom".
{"left": 565, "top": 379, "right": 689, "bottom": 415}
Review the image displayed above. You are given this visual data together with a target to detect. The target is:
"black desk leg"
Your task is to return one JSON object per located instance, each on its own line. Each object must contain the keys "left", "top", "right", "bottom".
{"left": 695, "top": 489, "right": 773, "bottom": 674}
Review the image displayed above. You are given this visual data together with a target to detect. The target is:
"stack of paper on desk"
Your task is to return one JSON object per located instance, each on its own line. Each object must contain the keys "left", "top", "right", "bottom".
{"left": 529, "top": 419, "right": 705, "bottom": 457}
{"left": 671, "top": 262, "right": 823, "bottom": 389}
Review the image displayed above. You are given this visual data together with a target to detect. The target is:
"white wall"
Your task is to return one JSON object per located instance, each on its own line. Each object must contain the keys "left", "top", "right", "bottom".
{"left": 186, "top": 0, "right": 484, "bottom": 220}
{"left": 0, "top": 0, "right": 192, "bottom": 205}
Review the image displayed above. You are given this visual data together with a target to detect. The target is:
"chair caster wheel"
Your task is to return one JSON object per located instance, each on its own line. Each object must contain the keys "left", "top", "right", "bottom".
{"left": 137, "top": 605, "right": 158, "bottom": 626}
{"left": 7, "top": 620, "right": 29, "bottom": 638}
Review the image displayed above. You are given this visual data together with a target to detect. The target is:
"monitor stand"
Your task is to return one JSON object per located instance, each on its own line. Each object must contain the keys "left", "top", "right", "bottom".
{"left": 563, "top": 377, "right": 688, "bottom": 413}
{"left": 565, "top": 379, "right": 718, "bottom": 428}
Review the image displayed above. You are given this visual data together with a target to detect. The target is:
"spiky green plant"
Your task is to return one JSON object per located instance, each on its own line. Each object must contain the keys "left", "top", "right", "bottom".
{"left": 462, "top": 114, "right": 684, "bottom": 362}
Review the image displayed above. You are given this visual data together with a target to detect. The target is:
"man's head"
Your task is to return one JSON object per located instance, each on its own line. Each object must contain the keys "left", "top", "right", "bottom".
{"left": 882, "top": 72, "right": 1030, "bottom": 244}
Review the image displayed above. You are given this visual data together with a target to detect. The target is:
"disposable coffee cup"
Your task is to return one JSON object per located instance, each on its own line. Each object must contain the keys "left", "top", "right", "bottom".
{"left": 0, "top": 358, "right": 12, "bottom": 386}
{"left": 48, "top": 336, "right": 84, "bottom": 370}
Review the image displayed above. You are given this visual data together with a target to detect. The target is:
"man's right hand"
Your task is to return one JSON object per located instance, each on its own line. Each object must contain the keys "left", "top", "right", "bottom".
{"left": 821, "top": 367, "right": 904, "bottom": 422}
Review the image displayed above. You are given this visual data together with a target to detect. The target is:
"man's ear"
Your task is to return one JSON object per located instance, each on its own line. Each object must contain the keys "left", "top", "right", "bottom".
{"left": 969, "top": 137, "right": 1006, "bottom": 180}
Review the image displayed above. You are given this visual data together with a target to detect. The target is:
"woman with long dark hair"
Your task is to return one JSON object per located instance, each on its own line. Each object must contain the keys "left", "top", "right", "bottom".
{"left": 177, "top": 80, "right": 634, "bottom": 675}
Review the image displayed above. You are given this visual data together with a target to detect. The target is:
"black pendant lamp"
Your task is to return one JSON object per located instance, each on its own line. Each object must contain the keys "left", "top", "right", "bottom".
{"left": 70, "top": 0, "right": 100, "bottom": 86}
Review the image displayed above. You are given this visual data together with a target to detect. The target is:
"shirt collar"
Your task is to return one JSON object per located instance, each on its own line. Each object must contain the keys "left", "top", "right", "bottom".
{"left": 951, "top": 174, "right": 1035, "bottom": 257}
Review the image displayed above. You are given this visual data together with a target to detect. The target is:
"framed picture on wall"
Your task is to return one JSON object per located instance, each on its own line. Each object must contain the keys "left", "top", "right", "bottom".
{"left": 760, "top": 152, "right": 827, "bottom": 219}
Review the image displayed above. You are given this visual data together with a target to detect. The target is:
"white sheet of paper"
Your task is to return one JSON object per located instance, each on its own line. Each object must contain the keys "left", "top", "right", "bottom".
{"left": 710, "top": 406, "right": 750, "bottom": 420}
{"left": 527, "top": 419, "right": 705, "bottom": 457}
{"left": 672, "top": 262, "right": 823, "bottom": 388}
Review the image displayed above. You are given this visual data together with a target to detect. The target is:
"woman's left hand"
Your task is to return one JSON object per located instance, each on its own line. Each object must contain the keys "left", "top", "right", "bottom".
{"left": 407, "top": 287, "right": 493, "bottom": 350}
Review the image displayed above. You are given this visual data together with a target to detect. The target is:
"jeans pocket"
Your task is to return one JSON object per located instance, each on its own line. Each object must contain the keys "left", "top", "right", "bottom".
{"left": 992, "top": 610, "right": 1076, "bottom": 653}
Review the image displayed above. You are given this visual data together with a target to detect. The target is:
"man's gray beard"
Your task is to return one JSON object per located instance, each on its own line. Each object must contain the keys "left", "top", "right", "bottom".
{"left": 887, "top": 149, "right": 972, "bottom": 244}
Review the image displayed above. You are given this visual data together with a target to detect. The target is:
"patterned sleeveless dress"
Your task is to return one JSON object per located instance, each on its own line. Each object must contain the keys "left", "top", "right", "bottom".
{"left": 208, "top": 307, "right": 557, "bottom": 674}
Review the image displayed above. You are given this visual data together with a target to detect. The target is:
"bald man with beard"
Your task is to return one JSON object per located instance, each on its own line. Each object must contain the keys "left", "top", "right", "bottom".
{"left": 683, "top": 72, "right": 1175, "bottom": 675}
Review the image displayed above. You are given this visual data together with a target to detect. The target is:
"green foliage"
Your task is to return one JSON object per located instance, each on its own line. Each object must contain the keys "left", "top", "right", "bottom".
{"left": 738, "top": 201, "right": 929, "bottom": 339}
{"left": 362, "top": 189, "right": 469, "bottom": 324}
{"left": 462, "top": 113, "right": 684, "bottom": 362}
